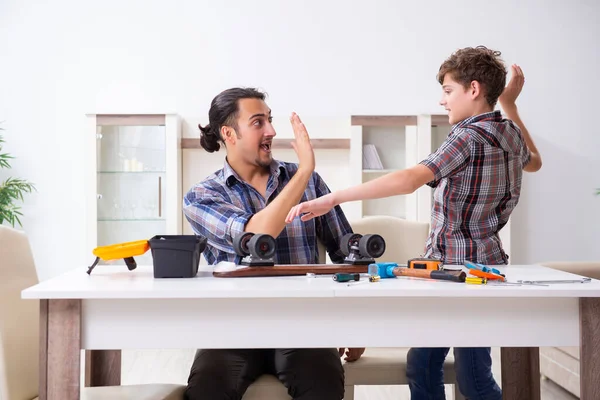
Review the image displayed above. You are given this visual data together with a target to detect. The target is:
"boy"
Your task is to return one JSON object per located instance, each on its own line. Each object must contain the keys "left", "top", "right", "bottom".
{"left": 285, "top": 46, "right": 542, "bottom": 399}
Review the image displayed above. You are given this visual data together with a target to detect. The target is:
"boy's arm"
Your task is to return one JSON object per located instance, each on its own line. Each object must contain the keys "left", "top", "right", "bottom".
{"left": 332, "top": 165, "right": 434, "bottom": 204}
{"left": 502, "top": 104, "right": 542, "bottom": 172}
{"left": 285, "top": 165, "right": 435, "bottom": 223}
{"left": 332, "top": 128, "right": 471, "bottom": 205}
{"left": 286, "top": 129, "right": 470, "bottom": 223}
{"left": 499, "top": 64, "right": 542, "bottom": 172}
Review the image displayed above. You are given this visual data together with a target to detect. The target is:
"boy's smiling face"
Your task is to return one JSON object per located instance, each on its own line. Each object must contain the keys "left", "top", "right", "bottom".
{"left": 439, "top": 74, "right": 474, "bottom": 125}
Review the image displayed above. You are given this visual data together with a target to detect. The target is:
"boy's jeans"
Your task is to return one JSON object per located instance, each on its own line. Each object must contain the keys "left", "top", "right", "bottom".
{"left": 406, "top": 347, "right": 502, "bottom": 400}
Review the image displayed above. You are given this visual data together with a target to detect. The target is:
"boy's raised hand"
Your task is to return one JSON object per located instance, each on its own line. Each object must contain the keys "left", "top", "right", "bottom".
{"left": 499, "top": 64, "right": 525, "bottom": 108}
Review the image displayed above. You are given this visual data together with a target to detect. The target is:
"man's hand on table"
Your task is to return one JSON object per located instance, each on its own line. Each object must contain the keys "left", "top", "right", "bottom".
{"left": 339, "top": 347, "right": 366, "bottom": 362}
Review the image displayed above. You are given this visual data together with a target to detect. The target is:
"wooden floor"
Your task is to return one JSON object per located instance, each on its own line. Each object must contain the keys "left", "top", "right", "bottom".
{"left": 541, "top": 378, "right": 579, "bottom": 400}
{"left": 351, "top": 378, "right": 578, "bottom": 400}
{"left": 120, "top": 347, "right": 580, "bottom": 399}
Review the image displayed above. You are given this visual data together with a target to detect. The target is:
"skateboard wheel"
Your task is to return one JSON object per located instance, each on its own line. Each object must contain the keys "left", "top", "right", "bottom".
{"left": 233, "top": 232, "right": 254, "bottom": 257}
{"left": 359, "top": 234, "right": 386, "bottom": 259}
{"left": 340, "top": 233, "right": 362, "bottom": 256}
{"left": 248, "top": 233, "right": 276, "bottom": 259}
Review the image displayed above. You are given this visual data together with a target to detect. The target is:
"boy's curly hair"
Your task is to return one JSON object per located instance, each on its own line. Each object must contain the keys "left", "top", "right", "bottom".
{"left": 437, "top": 46, "right": 507, "bottom": 107}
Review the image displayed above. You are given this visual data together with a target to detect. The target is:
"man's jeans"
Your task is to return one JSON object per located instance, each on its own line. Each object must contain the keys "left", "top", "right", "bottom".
{"left": 406, "top": 347, "right": 502, "bottom": 400}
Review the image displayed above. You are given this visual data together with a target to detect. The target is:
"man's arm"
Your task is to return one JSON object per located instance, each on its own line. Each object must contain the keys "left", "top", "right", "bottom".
{"left": 499, "top": 64, "right": 542, "bottom": 172}
{"left": 245, "top": 113, "right": 315, "bottom": 237}
{"left": 183, "top": 190, "right": 252, "bottom": 256}
{"left": 245, "top": 168, "right": 312, "bottom": 238}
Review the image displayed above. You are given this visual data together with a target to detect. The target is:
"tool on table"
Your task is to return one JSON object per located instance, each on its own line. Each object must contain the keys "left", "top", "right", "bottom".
{"left": 465, "top": 277, "right": 524, "bottom": 286}
{"left": 517, "top": 278, "right": 592, "bottom": 285}
{"left": 407, "top": 257, "right": 443, "bottom": 270}
{"left": 464, "top": 260, "right": 503, "bottom": 276}
{"left": 368, "top": 262, "right": 466, "bottom": 282}
{"left": 333, "top": 273, "right": 361, "bottom": 282}
{"left": 87, "top": 239, "right": 150, "bottom": 275}
{"left": 464, "top": 263, "right": 552, "bottom": 286}
{"left": 468, "top": 268, "right": 506, "bottom": 282}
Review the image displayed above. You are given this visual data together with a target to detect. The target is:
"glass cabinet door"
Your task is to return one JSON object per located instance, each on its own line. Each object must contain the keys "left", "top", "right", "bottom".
{"left": 95, "top": 120, "right": 166, "bottom": 266}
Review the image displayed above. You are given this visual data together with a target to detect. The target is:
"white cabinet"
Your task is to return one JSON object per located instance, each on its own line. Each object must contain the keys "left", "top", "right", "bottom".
{"left": 350, "top": 115, "right": 449, "bottom": 223}
{"left": 86, "top": 114, "right": 182, "bottom": 266}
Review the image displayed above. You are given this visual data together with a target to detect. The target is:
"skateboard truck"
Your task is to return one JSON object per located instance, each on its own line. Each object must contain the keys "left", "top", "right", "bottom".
{"left": 340, "top": 233, "right": 386, "bottom": 265}
{"left": 233, "top": 232, "right": 276, "bottom": 267}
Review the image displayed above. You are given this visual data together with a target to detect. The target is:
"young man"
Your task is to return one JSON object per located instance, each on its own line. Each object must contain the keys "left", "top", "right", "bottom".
{"left": 286, "top": 46, "right": 542, "bottom": 399}
{"left": 182, "top": 87, "right": 361, "bottom": 400}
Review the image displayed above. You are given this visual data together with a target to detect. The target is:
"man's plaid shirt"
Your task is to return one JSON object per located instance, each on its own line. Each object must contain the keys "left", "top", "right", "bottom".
{"left": 419, "top": 111, "right": 531, "bottom": 265}
{"left": 183, "top": 159, "right": 352, "bottom": 265}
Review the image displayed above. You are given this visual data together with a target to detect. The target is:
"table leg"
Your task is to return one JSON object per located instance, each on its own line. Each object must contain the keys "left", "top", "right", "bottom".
{"left": 500, "top": 347, "right": 540, "bottom": 400}
{"left": 84, "top": 350, "right": 122, "bottom": 386}
{"left": 39, "top": 299, "right": 81, "bottom": 400}
{"left": 580, "top": 297, "right": 600, "bottom": 399}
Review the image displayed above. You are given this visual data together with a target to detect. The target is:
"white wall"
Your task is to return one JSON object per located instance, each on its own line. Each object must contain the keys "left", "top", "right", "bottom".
{"left": 1, "top": 0, "right": 599, "bottom": 280}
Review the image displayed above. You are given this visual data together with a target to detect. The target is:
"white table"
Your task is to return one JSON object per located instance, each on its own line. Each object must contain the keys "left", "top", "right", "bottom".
{"left": 22, "top": 264, "right": 600, "bottom": 400}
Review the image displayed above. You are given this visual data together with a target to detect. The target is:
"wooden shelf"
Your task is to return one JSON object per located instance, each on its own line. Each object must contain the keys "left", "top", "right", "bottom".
{"left": 351, "top": 115, "right": 417, "bottom": 127}
{"left": 181, "top": 138, "right": 350, "bottom": 150}
{"left": 431, "top": 114, "right": 450, "bottom": 126}
{"left": 362, "top": 169, "right": 398, "bottom": 174}
{"left": 352, "top": 114, "right": 451, "bottom": 127}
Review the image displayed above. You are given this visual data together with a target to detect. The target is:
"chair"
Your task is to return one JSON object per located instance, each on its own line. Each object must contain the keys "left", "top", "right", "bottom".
{"left": 343, "top": 215, "right": 464, "bottom": 400}
{"left": 240, "top": 216, "right": 464, "bottom": 400}
{"left": 0, "top": 225, "right": 185, "bottom": 400}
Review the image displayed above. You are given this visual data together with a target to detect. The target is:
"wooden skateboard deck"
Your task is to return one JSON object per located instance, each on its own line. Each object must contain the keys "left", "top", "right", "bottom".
{"left": 213, "top": 263, "right": 370, "bottom": 278}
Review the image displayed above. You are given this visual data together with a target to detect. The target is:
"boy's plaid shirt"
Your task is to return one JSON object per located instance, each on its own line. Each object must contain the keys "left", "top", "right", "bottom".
{"left": 183, "top": 159, "right": 353, "bottom": 265}
{"left": 419, "top": 111, "right": 531, "bottom": 265}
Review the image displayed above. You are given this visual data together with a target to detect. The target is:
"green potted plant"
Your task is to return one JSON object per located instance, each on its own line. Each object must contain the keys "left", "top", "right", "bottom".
{"left": 0, "top": 126, "right": 35, "bottom": 227}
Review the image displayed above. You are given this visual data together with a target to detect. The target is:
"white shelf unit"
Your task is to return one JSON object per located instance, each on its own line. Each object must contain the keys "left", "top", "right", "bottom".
{"left": 85, "top": 114, "right": 182, "bottom": 264}
{"left": 350, "top": 116, "right": 420, "bottom": 222}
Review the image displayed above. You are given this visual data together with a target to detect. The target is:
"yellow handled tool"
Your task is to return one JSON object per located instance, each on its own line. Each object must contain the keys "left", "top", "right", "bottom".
{"left": 87, "top": 239, "right": 150, "bottom": 274}
{"left": 466, "top": 277, "right": 488, "bottom": 285}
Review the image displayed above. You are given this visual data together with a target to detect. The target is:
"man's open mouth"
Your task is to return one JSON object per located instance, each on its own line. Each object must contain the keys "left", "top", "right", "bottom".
{"left": 260, "top": 142, "right": 271, "bottom": 152}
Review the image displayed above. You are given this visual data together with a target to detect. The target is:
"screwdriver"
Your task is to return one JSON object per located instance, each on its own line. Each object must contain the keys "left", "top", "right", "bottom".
{"left": 332, "top": 273, "right": 360, "bottom": 282}
{"left": 466, "top": 277, "right": 487, "bottom": 285}
{"left": 465, "top": 276, "right": 524, "bottom": 286}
